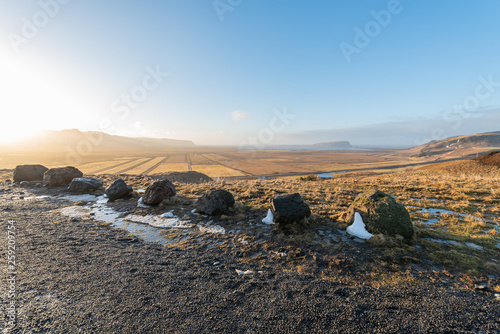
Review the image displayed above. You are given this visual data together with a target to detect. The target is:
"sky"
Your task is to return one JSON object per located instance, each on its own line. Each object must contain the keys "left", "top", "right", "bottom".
{"left": 1, "top": 0, "right": 499, "bottom": 147}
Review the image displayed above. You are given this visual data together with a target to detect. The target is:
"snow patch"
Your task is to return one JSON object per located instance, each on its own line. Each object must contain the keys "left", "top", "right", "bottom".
{"left": 198, "top": 224, "right": 226, "bottom": 234}
{"left": 346, "top": 213, "right": 374, "bottom": 240}
{"left": 262, "top": 209, "right": 274, "bottom": 225}
{"left": 235, "top": 269, "right": 254, "bottom": 275}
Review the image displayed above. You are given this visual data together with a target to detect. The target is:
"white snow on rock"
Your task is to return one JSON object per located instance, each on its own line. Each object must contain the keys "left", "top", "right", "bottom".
{"left": 124, "top": 214, "right": 191, "bottom": 228}
{"left": 262, "top": 209, "right": 274, "bottom": 225}
{"left": 235, "top": 269, "right": 254, "bottom": 275}
{"left": 346, "top": 212, "right": 374, "bottom": 240}
{"left": 198, "top": 224, "right": 226, "bottom": 234}
{"left": 59, "top": 206, "right": 91, "bottom": 218}
{"left": 137, "top": 197, "right": 149, "bottom": 208}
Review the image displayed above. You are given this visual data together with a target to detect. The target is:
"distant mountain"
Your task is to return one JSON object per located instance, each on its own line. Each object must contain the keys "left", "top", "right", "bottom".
{"left": 411, "top": 131, "right": 500, "bottom": 157}
{"left": 311, "top": 141, "right": 354, "bottom": 149}
{"left": 1, "top": 129, "right": 195, "bottom": 153}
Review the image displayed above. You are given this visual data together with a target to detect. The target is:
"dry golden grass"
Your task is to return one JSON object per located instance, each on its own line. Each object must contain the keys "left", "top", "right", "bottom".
{"left": 150, "top": 163, "right": 189, "bottom": 173}
{"left": 102, "top": 158, "right": 151, "bottom": 174}
{"left": 191, "top": 164, "right": 246, "bottom": 178}
{"left": 122, "top": 157, "right": 166, "bottom": 175}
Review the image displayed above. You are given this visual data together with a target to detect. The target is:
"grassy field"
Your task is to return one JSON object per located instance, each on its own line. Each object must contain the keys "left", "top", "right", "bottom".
{"left": 169, "top": 159, "right": 500, "bottom": 287}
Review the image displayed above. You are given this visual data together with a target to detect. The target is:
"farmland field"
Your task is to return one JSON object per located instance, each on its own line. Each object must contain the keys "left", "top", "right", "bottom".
{"left": 0, "top": 146, "right": 475, "bottom": 179}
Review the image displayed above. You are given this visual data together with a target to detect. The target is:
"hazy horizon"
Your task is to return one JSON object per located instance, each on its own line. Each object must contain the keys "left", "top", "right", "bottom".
{"left": 1, "top": 1, "right": 500, "bottom": 147}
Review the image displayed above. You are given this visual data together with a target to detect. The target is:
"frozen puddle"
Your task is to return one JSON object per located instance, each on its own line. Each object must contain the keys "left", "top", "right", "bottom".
{"left": 60, "top": 206, "right": 91, "bottom": 218}
{"left": 424, "top": 238, "right": 484, "bottom": 250}
{"left": 59, "top": 195, "right": 192, "bottom": 246}
{"left": 125, "top": 214, "right": 192, "bottom": 229}
{"left": 415, "top": 207, "right": 486, "bottom": 226}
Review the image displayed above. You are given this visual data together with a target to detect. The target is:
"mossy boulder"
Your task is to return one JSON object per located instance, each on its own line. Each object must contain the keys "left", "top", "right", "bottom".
{"left": 343, "top": 189, "right": 414, "bottom": 239}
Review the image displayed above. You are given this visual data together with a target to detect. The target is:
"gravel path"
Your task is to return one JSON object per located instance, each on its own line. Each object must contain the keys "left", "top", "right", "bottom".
{"left": 1, "top": 190, "right": 499, "bottom": 333}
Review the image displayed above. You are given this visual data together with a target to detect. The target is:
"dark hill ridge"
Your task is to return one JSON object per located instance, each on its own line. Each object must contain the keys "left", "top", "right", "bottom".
{"left": 412, "top": 131, "right": 500, "bottom": 157}
{"left": 2, "top": 129, "right": 195, "bottom": 153}
{"left": 311, "top": 141, "right": 354, "bottom": 149}
{"left": 474, "top": 151, "right": 500, "bottom": 167}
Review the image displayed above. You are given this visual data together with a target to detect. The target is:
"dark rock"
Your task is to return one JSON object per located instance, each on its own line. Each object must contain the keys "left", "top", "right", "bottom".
{"left": 271, "top": 193, "right": 311, "bottom": 227}
{"left": 196, "top": 189, "right": 235, "bottom": 216}
{"left": 5, "top": 179, "right": 11, "bottom": 183}
{"left": 343, "top": 189, "right": 414, "bottom": 239}
{"left": 43, "top": 167, "right": 83, "bottom": 187}
{"left": 161, "top": 171, "right": 213, "bottom": 184}
{"left": 20, "top": 181, "right": 30, "bottom": 187}
{"left": 13, "top": 164, "right": 48, "bottom": 182}
{"left": 105, "top": 179, "right": 133, "bottom": 202}
{"left": 68, "top": 177, "right": 103, "bottom": 193}
{"left": 143, "top": 180, "right": 176, "bottom": 206}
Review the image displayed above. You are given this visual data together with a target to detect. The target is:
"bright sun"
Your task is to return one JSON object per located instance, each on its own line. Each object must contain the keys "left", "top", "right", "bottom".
{"left": 0, "top": 54, "right": 89, "bottom": 144}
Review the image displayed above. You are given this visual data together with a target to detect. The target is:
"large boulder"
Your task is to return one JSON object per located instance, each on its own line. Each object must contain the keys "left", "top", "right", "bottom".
{"left": 271, "top": 193, "right": 311, "bottom": 227}
{"left": 105, "top": 179, "right": 133, "bottom": 201}
{"left": 43, "top": 167, "right": 83, "bottom": 187}
{"left": 13, "top": 164, "right": 48, "bottom": 182}
{"left": 142, "top": 180, "right": 176, "bottom": 206}
{"left": 68, "top": 177, "right": 103, "bottom": 193}
{"left": 196, "top": 189, "right": 235, "bottom": 216}
{"left": 343, "top": 189, "right": 414, "bottom": 239}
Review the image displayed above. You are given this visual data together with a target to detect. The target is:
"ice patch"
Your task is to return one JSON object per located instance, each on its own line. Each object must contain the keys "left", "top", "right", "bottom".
{"left": 124, "top": 214, "right": 191, "bottom": 228}
{"left": 24, "top": 195, "right": 49, "bottom": 200}
{"left": 346, "top": 213, "right": 374, "bottom": 240}
{"left": 424, "top": 238, "right": 483, "bottom": 249}
{"left": 60, "top": 194, "right": 98, "bottom": 202}
{"left": 424, "top": 238, "right": 461, "bottom": 246}
{"left": 262, "top": 209, "right": 274, "bottom": 225}
{"left": 198, "top": 224, "right": 226, "bottom": 234}
{"left": 59, "top": 206, "right": 91, "bottom": 218}
{"left": 465, "top": 242, "right": 484, "bottom": 250}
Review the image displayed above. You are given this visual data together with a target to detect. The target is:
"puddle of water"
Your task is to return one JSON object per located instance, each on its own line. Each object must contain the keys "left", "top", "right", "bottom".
{"left": 58, "top": 195, "right": 192, "bottom": 246}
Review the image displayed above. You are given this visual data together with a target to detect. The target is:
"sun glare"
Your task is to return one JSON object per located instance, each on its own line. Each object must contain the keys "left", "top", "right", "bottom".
{"left": 0, "top": 57, "right": 90, "bottom": 144}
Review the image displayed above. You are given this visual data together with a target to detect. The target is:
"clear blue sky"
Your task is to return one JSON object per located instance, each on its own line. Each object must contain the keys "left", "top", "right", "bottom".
{"left": 1, "top": 1, "right": 499, "bottom": 146}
